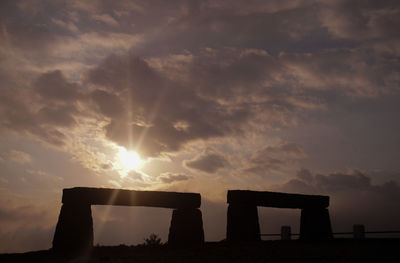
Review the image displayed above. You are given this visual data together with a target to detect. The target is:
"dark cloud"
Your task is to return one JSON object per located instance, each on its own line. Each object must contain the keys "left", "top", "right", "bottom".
{"left": 90, "top": 89, "right": 125, "bottom": 118}
{"left": 275, "top": 169, "right": 400, "bottom": 232}
{"left": 166, "top": 3, "right": 319, "bottom": 47}
{"left": 318, "top": 0, "right": 400, "bottom": 40}
{"left": 0, "top": 0, "right": 61, "bottom": 53}
{"left": 279, "top": 169, "right": 385, "bottom": 194}
{"left": 2, "top": 0, "right": 398, "bottom": 157}
{"left": 84, "top": 49, "right": 334, "bottom": 157}
{"left": 84, "top": 38, "right": 400, "bottom": 157}
{"left": 186, "top": 49, "right": 284, "bottom": 99}
{"left": 0, "top": 90, "right": 65, "bottom": 146}
{"left": 295, "top": 168, "right": 313, "bottom": 183}
{"left": 314, "top": 170, "right": 371, "bottom": 192}
{"left": 86, "top": 54, "right": 254, "bottom": 157}
{"left": 127, "top": 0, "right": 330, "bottom": 56}
{"left": 34, "top": 70, "right": 81, "bottom": 103}
{"left": 244, "top": 142, "right": 306, "bottom": 176}
{"left": 184, "top": 148, "right": 229, "bottom": 174}
{"left": 36, "top": 105, "right": 77, "bottom": 127}
{"left": 281, "top": 47, "right": 400, "bottom": 97}
{"left": 0, "top": 70, "right": 85, "bottom": 147}
{"left": 159, "top": 172, "right": 190, "bottom": 183}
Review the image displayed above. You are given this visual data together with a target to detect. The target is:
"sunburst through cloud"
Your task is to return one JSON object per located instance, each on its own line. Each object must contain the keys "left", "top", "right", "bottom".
{"left": 115, "top": 147, "right": 143, "bottom": 176}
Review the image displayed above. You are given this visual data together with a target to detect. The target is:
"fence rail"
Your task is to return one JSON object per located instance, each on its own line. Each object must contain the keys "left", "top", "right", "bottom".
{"left": 261, "top": 231, "right": 400, "bottom": 236}
{"left": 260, "top": 225, "right": 400, "bottom": 240}
{"left": 333, "top": 231, "right": 400, "bottom": 235}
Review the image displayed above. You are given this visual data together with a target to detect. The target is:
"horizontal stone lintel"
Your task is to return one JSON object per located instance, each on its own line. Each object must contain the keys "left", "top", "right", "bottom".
{"left": 62, "top": 187, "right": 201, "bottom": 209}
{"left": 227, "top": 190, "right": 329, "bottom": 208}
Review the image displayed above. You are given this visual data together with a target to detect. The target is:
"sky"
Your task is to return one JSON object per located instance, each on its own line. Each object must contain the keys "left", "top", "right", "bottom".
{"left": 0, "top": 0, "right": 400, "bottom": 253}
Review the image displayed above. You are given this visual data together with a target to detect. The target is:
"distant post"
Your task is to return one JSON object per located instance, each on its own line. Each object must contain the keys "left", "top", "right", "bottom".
{"left": 353, "top": 224, "right": 365, "bottom": 239}
{"left": 281, "top": 226, "right": 291, "bottom": 240}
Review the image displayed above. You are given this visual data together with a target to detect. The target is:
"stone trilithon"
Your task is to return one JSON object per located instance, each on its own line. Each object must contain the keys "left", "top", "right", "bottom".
{"left": 52, "top": 187, "right": 204, "bottom": 251}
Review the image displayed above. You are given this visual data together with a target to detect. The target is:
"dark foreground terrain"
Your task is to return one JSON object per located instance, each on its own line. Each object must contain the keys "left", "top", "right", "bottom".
{"left": 1, "top": 239, "right": 400, "bottom": 263}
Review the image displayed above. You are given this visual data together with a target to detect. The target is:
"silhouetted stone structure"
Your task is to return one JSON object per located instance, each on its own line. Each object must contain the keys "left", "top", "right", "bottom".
{"left": 226, "top": 190, "right": 332, "bottom": 242}
{"left": 53, "top": 187, "right": 204, "bottom": 251}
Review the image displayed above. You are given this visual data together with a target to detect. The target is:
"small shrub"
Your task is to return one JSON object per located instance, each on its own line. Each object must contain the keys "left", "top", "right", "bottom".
{"left": 143, "top": 233, "right": 163, "bottom": 246}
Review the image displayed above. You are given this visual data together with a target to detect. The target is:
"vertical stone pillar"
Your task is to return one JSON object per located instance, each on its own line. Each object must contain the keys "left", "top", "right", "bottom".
{"left": 168, "top": 208, "right": 204, "bottom": 246}
{"left": 226, "top": 204, "right": 260, "bottom": 242}
{"left": 300, "top": 208, "right": 332, "bottom": 241}
{"left": 52, "top": 203, "right": 94, "bottom": 252}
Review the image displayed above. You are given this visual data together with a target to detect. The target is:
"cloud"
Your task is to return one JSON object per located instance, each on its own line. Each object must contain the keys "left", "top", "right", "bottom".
{"left": 295, "top": 168, "right": 313, "bottom": 183}
{"left": 85, "top": 53, "right": 252, "bottom": 157}
{"left": 127, "top": 170, "right": 144, "bottom": 181}
{"left": 244, "top": 142, "right": 306, "bottom": 176}
{"left": 36, "top": 105, "right": 77, "bottom": 128}
{"left": 84, "top": 40, "right": 400, "bottom": 160}
{"left": 16, "top": 0, "right": 43, "bottom": 16}
{"left": 2, "top": 0, "right": 397, "bottom": 159}
{"left": 159, "top": 172, "right": 190, "bottom": 183}
{"left": 0, "top": 70, "right": 85, "bottom": 147}
{"left": 318, "top": 0, "right": 400, "bottom": 40}
{"left": 144, "top": 0, "right": 320, "bottom": 55}
{"left": 89, "top": 89, "right": 125, "bottom": 119}
{"left": 25, "top": 169, "right": 64, "bottom": 185}
{"left": 51, "top": 18, "right": 79, "bottom": 33}
{"left": 84, "top": 49, "right": 330, "bottom": 157}
{"left": 91, "top": 13, "right": 119, "bottom": 26}
{"left": 282, "top": 47, "right": 400, "bottom": 97}
{"left": 34, "top": 70, "right": 81, "bottom": 102}
{"left": 0, "top": 1, "right": 58, "bottom": 52}
{"left": 184, "top": 148, "right": 229, "bottom": 174}
{"left": 314, "top": 170, "right": 371, "bottom": 192}
{"left": 307, "top": 170, "right": 399, "bottom": 198}
{"left": 271, "top": 168, "right": 400, "bottom": 232}
{"left": 3, "top": 150, "right": 32, "bottom": 164}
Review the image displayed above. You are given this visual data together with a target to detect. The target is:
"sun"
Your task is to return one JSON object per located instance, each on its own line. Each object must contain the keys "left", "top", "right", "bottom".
{"left": 116, "top": 147, "right": 142, "bottom": 173}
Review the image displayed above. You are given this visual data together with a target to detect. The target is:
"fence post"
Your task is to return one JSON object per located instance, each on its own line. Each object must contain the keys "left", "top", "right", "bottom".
{"left": 281, "top": 226, "right": 291, "bottom": 240}
{"left": 353, "top": 224, "right": 365, "bottom": 239}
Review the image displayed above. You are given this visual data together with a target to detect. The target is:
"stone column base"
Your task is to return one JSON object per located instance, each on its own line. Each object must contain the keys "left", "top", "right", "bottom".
{"left": 52, "top": 203, "right": 93, "bottom": 252}
{"left": 226, "top": 204, "right": 260, "bottom": 242}
{"left": 168, "top": 208, "right": 204, "bottom": 246}
{"left": 300, "top": 208, "right": 332, "bottom": 241}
